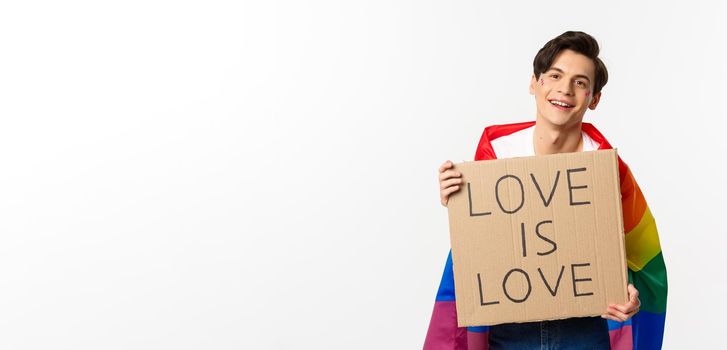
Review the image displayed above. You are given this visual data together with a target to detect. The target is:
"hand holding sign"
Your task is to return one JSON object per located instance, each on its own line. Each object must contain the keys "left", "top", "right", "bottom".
{"left": 438, "top": 160, "right": 462, "bottom": 207}
{"left": 602, "top": 284, "right": 641, "bottom": 322}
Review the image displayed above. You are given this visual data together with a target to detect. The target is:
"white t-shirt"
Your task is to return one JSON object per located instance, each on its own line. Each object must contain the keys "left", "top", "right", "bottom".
{"left": 490, "top": 124, "right": 600, "bottom": 159}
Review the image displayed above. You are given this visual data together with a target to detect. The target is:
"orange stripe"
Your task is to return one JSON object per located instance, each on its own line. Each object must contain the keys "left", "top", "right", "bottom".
{"left": 621, "top": 168, "right": 647, "bottom": 233}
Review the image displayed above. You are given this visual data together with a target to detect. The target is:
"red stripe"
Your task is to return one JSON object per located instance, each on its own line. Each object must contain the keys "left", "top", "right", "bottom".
{"left": 475, "top": 121, "right": 535, "bottom": 160}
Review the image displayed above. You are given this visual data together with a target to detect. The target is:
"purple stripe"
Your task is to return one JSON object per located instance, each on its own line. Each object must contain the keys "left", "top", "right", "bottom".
{"left": 609, "top": 324, "right": 633, "bottom": 350}
{"left": 424, "top": 301, "right": 467, "bottom": 349}
{"left": 467, "top": 330, "right": 489, "bottom": 350}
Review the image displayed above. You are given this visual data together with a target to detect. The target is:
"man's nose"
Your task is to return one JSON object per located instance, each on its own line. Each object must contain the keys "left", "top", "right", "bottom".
{"left": 557, "top": 80, "right": 574, "bottom": 96}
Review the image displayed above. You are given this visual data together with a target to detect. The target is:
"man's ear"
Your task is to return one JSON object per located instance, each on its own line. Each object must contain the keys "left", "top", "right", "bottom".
{"left": 529, "top": 74, "right": 537, "bottom": 95}
{"left": 588, "top": 91, "right": 601, "bottom": 110}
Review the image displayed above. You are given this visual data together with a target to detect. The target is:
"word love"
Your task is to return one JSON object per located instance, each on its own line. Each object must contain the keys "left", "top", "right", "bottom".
{"left": 466, "top": 167, "right": 591, "bottom": 217}
{"left": 477, "top": 263, "right": 594, "bottom": 305}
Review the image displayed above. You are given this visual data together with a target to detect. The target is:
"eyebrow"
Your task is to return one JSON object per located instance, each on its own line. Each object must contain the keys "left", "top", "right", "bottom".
{"left": 546, "top": 67, "right": 592, "bottom": 83}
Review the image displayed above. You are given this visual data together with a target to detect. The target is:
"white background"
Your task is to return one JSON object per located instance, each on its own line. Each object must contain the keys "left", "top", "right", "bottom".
{"left": 1, "top": 1, "right": 726, "bottom": 349}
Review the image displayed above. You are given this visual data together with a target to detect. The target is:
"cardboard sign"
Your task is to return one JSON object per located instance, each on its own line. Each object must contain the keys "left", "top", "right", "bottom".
{"left": 447, "top": 150, "right": 628, "bottom": 327}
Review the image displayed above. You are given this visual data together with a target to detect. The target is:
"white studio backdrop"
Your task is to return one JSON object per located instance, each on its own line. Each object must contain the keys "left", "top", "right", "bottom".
{"left": 1, "top": 1, "right": 725, "bottom": 349}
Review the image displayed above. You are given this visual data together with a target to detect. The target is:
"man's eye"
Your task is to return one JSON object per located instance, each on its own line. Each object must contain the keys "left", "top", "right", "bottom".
{"left": 576, "top": 81, "right": 584, "bottom": 86}
{"left": 550, "top": 74, "right": 559, "bottom": 79}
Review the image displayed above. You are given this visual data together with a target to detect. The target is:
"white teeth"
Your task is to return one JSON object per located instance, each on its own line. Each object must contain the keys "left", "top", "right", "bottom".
{"left": 550, "top": 100, "right": 572, "bottom": 107}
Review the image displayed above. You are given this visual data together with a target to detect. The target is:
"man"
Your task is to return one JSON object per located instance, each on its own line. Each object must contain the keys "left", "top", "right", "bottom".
{"left": 424, "top": 31, "right": 668, "bottom": 349}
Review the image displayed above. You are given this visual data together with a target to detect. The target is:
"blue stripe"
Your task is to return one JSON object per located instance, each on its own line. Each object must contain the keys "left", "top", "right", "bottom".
{"left": 435, "top": 250, "right": 456, "bottom": 301}
{"left": 607, "top": 318, "right": 632, "bottom": 331}
{"left": 632, "top": 310, "right": 665, "bottom": 350}
{"left": 467, "top": 326, "right": 489, "bottom": 333}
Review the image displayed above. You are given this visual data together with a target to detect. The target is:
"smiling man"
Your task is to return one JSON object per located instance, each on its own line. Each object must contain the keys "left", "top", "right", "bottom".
{"left": 424, "top": 32, "right": 668, "bottom": 349}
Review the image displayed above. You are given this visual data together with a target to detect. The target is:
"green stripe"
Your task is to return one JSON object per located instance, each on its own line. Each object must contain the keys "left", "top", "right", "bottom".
{"left": 628, "top": 252, "right": 668, "bottom": 313}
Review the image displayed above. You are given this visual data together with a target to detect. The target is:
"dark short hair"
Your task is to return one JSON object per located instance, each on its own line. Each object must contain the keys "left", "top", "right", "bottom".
{"left": 533, "top": 31, "right": 608, "bottom": 95}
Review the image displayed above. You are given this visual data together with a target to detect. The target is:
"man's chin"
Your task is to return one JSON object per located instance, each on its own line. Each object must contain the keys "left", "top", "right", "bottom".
{"left": 539, "top": 113, "right": 584, "bottom": 128}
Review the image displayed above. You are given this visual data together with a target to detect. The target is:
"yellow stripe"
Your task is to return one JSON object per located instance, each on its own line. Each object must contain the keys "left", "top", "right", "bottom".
{"left": 625, "top": 206, "right": 662, "bottom": 272}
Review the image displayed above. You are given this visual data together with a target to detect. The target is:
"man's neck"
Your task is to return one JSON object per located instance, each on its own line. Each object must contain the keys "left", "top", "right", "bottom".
{"left": 532, "top": 120, "right": 583, "bottom": 156}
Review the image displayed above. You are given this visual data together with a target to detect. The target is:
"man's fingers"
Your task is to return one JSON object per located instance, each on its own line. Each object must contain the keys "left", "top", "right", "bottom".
{"left": 601, "top": 314, "right": 622, "bottom": 323}
{"left": 602, "top": 284, "right": 641, "bottom": 321}
{"left": 628, "top": 307, "right": 640, "bottom": 317}
{"left": 628, "top": 284, "right": 640, "bottom": 302}
{"left": 604, "top": 284, "right": 642, "bottom": 322}
{"left": 440, "top": 185, "right": 460, "bottom": 206}
{"left": 610, "top": 302, "right": 637, "bottom": 314}
{"left": 441, "top": 185, "right": 461, "bottom": 198}
{"left": 438, "top": 161, "right": 453, "bottom": 173}
{"left": 605, "top": 300, "right": 640, "bottom": 323}
{"left": 621, "top": 284, "right": 642, "bottom": 311}
{"left": 438, "top": 160, "right": 460, "bottom": 207}
{"left": 607, "top": 306, "right": 629, "bottom": 322}
{"left": 439, "top": 169, "right": 462, "bottom": 181}
{"left": 440, "top": 178, "right": 463, "bottom": 190}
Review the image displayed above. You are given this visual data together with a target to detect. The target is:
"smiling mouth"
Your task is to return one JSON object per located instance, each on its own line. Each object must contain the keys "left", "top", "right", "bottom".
{"left": 548, "top": 99, "right": 574, "bottom": 110}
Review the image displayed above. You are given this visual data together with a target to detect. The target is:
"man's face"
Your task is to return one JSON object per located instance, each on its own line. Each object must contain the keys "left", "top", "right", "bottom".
{"left": 529, "top": 49, "right": 601, "bottom": 128}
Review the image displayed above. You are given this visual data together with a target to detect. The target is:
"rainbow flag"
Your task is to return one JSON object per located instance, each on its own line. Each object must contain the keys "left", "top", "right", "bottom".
{"left": 424, "top": 121, "right": 668, "bottom": 350}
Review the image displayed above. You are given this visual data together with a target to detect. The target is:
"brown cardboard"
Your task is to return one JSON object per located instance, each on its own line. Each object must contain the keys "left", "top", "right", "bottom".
{"left": 447, "top": 149, "right": 628, "bottom": 327}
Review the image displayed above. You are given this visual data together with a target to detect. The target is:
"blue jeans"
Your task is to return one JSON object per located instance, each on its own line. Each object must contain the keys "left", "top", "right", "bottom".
{"left": 488, "top": 316, "right": 610, "bottom": 350}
